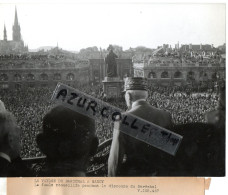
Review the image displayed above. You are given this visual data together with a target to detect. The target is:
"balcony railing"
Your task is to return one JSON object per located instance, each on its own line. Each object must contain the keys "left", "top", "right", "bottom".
{"left": 22, "top": 138, "right": 112, "bottom": 176}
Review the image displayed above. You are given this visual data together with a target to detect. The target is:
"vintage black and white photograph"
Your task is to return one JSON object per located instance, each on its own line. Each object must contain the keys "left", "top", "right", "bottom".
{"left": 0, "top": 2, "right": 225, "bottom": 177}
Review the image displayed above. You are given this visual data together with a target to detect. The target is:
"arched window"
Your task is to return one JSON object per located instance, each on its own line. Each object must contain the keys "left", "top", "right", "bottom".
{"left": 174, "top": 71, "right": 182, "bottom": 78}
{"left": 187, "top": 71, "right": 195, "bottom": 80}
{"left": 161, "top": 71, "right": 169, "bottom": 78}
{"left": 0, "top": 74, "right": 8, "bottom": 81}
{"left": 66, "top": 73, "right": 75, "bottom": 81}
{"left": 14, "top": 74, "right": 22, "bottom": 81}
{"left": 40, "top": 73, "right": 48, "bottom": 81}
{"left": 199, "top": 72, "right": 208, "bottom": 78}
{"left": 148, "top": 72, "right": 156, "bottom": 78}
{"left": 54, "top": 73, "right": 61, "bottom": 80}
{"left": 27, "top": 74, "right": 35, "bottom": 81}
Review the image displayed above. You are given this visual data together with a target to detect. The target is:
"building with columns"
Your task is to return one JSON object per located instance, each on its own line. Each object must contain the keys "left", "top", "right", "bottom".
{"left": 0, "top": 56, "right": 90, "bottom": 89}
{"left": 133, "top": 55, "right": 225, "bottom": 86}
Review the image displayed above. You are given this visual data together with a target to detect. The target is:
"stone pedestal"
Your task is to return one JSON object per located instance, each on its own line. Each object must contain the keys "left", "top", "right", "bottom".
{"left": 102, "top": 77, "right": 123, "bottom": 98}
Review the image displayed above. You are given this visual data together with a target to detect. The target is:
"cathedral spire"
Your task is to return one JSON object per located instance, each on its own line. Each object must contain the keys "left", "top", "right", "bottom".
{"left": 12, "top": 6, "right": 21, "bottom": 41}
{"left": 14, "top": 7, "right": 19, "bottom": 25}
{"left": 4, "top": 23, "right": 7, "bottom": 41}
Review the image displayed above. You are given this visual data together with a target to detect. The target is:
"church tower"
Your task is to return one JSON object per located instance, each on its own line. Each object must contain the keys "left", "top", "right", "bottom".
{"left": 3, "top": 24, "right": 7, "bottom": 41}
{"left": 12, "top": 7, "right": 21, "bottom": 41}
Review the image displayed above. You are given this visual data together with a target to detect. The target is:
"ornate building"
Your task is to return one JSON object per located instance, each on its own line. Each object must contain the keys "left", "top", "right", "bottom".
{"left": 0, "top": 55, "right": 90, "bottom": 89}
{"left": 133, "top": 53, "right": 225, "bottom": 87}
{"left": 0, "top": 7, "right": 28, "bottom": 54}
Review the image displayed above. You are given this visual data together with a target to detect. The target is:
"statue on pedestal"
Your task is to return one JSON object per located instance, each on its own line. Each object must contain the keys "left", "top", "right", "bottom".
{"left": 105, "top": 45, "right": 118, "bottom": 77}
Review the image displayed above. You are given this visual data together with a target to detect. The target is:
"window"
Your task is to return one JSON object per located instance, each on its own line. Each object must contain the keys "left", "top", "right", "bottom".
{"left": 14, "top": 74, "right": 22, "bottom": 81}
{"left": 54, "top": 73, "right": 61, "bottom": 80}
{"left": 40, "top": 73, "right": 48, "bottom": 81}
{"left": 66, "top": 73, "right": 75, "bottom": 81}
{"left": 148, "top": 72, "right": 156, "bottom": 78}
{"left": 174, "top": 71, "right": 182, "bottom": 78}
{"left": 161, "top": 71, "right": 169, "bottom": 78}
{"left": 0, "top": 74, "right": 8, "bottom": 81}
{"left": 27, "top": 74, "right": 35, "bottom": 81}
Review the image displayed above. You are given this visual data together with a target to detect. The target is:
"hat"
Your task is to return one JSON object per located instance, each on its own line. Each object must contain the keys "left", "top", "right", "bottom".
{"left": 123, "top": 77, "right": 148, "bottom": 92}
{"left": 41, "top": 105, "right": 95, "bottom": 137}
{"left": 36, "top": 105, "right": 97, "bottom": 159}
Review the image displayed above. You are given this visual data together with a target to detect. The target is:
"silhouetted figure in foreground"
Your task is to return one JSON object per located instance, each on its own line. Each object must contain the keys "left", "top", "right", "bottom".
{"left": 0, "top": 109, "right": 32, "bottom": 177}
{"left": 108, "top": 77, "right": 173, "bottom": 176}
{"left": 36, "top": 106, "right": 98, "bottom": 176}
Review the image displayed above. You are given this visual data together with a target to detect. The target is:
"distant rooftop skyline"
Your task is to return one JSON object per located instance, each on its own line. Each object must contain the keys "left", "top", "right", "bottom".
{"left": 0, "top": 3, "right": 225, "bottom": 51}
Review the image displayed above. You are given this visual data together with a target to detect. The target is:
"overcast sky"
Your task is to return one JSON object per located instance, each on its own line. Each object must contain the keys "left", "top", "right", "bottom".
{"left": 0, "top": 2, "right": 225, "bottom": 51}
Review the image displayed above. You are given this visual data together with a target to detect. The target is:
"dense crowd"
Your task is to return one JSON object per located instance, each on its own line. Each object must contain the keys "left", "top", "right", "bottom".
{"left": 0, "top": 87, "right": 53, "bottom": 158}
{"left": 0, "top": 83, "right": 220, "bottom": 158}
{"left": 0, "top": 56, "right": 89, "bottom": 70}
{"left": 147, "top": 85, "right": 218, "bottom": 124}
{"left": 134, "top": 52, "right": 224, "bottom": 68}
{"left": 0, "top": 54, "right": 65, "bottom": 60}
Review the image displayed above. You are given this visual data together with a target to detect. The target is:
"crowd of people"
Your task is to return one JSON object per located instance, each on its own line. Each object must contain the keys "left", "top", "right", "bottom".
{"left": 0, "top": 82, "right": 221, "bottom": 159}
{"left": 0, "top": 87, "right": 53, "bottom": 158}
{"left": 135, "top": 52, "right": 224, "bottom": 69}
{"left": 0, "top": 54, "right": 65, "bottom": 60}
{"left": 147, "top": 85, "right": 218, "bottom": 124}
{"left": 0, "top": 56, "right": 90, "bottom": 70}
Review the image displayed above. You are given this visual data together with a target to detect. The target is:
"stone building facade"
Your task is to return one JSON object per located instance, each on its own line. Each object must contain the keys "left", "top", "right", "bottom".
{"left": 0, "top": 54, "right": 133, "bottom": 89}
{"left": 133, "top": 56, "right": 225, "bottom": 86}
{"left": 0, "top": 57, "right": 90, "bottom": 89}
